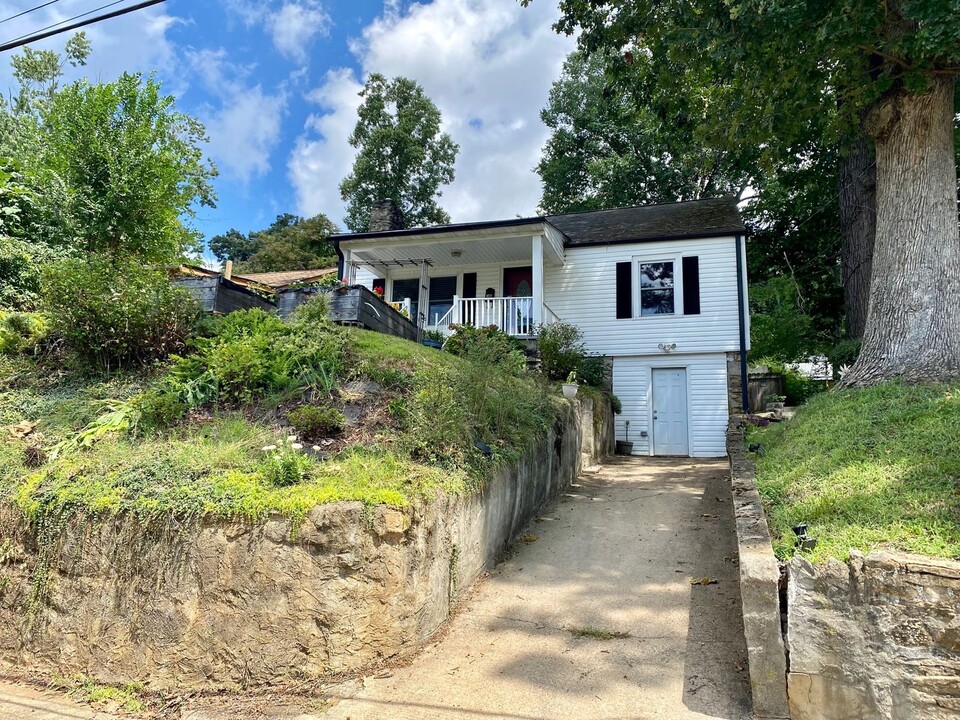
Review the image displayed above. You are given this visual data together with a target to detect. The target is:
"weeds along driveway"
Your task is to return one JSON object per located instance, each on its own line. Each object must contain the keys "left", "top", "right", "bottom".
{"left": 325, "top": 457, "right": 753, "bottom": 720}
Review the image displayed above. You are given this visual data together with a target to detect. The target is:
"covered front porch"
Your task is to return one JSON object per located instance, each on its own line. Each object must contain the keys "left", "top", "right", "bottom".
{"left": 340, "top": 220, "right": 566, "bottom": 337}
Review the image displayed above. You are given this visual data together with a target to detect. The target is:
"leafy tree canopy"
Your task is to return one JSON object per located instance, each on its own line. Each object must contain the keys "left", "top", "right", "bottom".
{"left": 339, "top": 73, "right": 459, "bottom": 232}
{"left": 211, "top": 213, "right": 339, "bottom": 274}
{"left": 0, "top": 36, "right": 218, "bottom": 309}
{"left": 538, "top": 49, "right": 752, "bottom": 214}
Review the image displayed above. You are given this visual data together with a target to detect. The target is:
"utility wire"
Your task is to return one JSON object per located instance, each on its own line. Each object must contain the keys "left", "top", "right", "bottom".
{"left": 5, "top": 0, "right": 128, "bottom": 44}
{"left": 0, "top": 1, "right": 63, "bottom": 27}
{"left": 0, "top": 0, "right": 167, "bottom": 53}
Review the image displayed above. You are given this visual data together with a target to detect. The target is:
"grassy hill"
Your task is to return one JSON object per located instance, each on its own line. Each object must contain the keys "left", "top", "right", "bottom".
{"left": 0, "top": 306, "right": 563, "bottom": 534}
{"left": 748, "top": 382, "right": 960, "bottom": 562}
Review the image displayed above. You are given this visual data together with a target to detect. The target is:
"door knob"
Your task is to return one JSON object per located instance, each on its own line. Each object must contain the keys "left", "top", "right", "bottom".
{"left": 653, "top": 410, "right": 658, "bottom": 420}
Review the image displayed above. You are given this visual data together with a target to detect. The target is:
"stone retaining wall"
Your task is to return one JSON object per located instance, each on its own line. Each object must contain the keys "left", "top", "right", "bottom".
{"left": 0, "top": 398, "right": 610, "bottom": 689}
{"left": 729, "top": 418, "right": 960, "bottom": 720}
{"left": 727, "top": 419, "right": 791, "bottom": 719}
{"left": 788, "top": 551, "right": 960, "bottom": 720}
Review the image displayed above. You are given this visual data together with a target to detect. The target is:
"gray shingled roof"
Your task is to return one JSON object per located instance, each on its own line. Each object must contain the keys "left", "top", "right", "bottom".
{"left": 546, "top": 197, "right": 745, "bottom": 245}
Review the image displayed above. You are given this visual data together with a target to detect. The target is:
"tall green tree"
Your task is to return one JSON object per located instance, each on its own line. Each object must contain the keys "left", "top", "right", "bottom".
{"left": 542, "top": 0, "right": 960, "bottom": 386}
{"left": 0, "top": 38, "right": 218, "bottom": 309}
{"left": 339, "top": 73, "right": 459, "bottom": 232}
{"left": 538, "top": 50, "right": 751, "bottom": 214}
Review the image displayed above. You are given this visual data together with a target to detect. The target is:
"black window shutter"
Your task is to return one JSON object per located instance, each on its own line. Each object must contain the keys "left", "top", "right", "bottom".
{"left": 462, "top": 272, "right": 477, "bottom": 299}
{"left": 682, "top": 256, "right": 701, "bottom": 315}
{"left": 615, "top": 262, "right": 632, "bottom": 319}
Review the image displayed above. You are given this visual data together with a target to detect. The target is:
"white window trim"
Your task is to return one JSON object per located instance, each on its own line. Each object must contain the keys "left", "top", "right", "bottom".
{"left": 632, "top": 253, "right": 684, "bottom": 318}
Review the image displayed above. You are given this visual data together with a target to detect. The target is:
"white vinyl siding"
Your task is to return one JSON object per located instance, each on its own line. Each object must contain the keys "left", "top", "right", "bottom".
{"left": 542, "top": 236, "right": 743, "bottom": 357}
{"left": 613, "top": 354, "right": 728, "bottom": 458}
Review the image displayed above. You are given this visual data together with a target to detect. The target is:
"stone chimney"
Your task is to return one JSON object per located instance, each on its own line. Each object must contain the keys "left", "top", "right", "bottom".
{"left": 368, "top": 199, "right": 405, "bottom": 232}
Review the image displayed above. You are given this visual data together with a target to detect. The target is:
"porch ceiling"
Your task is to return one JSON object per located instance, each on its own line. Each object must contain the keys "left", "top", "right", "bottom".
{"left": 351, "top": 235, "right": 560, "bottom": 270}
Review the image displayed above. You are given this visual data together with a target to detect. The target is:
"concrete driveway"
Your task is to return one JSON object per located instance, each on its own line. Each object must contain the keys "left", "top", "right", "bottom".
{"left": 0, "top": 457, "right": 752, "bottom": 720}
{"left": 324, "top": 457, "right": 753, "bottom": 720}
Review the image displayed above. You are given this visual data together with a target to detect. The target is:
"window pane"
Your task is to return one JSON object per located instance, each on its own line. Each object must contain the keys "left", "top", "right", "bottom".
{"left": 640, "top": 262, "right": 674, "bottom": 289}
{"left": 641, "top": 289, "right": 675, "bottom": 315}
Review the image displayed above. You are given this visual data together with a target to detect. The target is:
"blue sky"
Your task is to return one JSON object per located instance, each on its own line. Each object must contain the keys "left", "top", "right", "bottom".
{"left": 0, "top": 0, "right": 575, "bottom": 261}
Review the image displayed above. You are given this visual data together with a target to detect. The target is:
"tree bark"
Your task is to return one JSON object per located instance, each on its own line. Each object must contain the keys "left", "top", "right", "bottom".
{"left": 840, "top": 76, "right": 960, "bottom": 386}
{"left": 838, "top": 119, "right": 876, "bottom": 340}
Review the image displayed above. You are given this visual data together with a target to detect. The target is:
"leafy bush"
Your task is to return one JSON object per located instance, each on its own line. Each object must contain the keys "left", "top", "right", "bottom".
{"left": 0, "top": 312, "right": 49, "bottom": 355}
{"left": 445, "top": 324, "right": 526, "bottom": 374}
{"left": 288, "top": 404, "right": 347, "bottom": 438}
{"left": 579, "top": 355, "right": 608, "bottom": 388}
{"left": 537, "top": 321, "right": 586, "bottom": 381}
{"left": 754, "top": 357, "right": 826, "bottom": 405}
{"left": 164, "top": 306, "right": 346, "bottom": 409}
{"left": 42, "top": 256, "right": 198, "bottom": 372}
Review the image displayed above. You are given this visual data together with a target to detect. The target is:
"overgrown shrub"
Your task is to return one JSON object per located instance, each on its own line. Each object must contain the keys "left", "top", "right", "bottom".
{"left": 754, "top": 357, "right": 826, "bottom": 405}
{"left": 0, "top": 312, "right": 49, "bottom": 355}
{"left": 42, "top": 256, "right": 198, "bottom": 372}
{"left": 406, "top": 356, "right": 554, "bottom": 464}
{"left": 537, "top": 321, "right": 586, "bottom": 381}
{"left": 445, "top": 324, "right": 526, "bottom": 374}
{"left": 163, "top": 304, "right": 346, "bottom": 409}
{"left": 288, "top": 404, "right": 346, "bottom": 438}
{"left": 579, "top": 355, "right": 607, "bottom": 388}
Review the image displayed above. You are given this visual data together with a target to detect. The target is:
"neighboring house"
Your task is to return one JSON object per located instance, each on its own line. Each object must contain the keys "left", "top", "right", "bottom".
{"left": 333, "top": 198, "right": 750, "bottom": 459}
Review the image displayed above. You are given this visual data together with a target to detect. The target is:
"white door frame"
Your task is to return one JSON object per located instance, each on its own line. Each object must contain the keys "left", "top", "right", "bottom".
{"left": 648, "top": 366, "right": 692, "bottom": 456}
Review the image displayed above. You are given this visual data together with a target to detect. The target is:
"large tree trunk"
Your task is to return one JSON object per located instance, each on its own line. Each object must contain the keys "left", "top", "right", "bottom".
{"left": 840, "top": 76, "right": 960, "bottom": 386}
{"left": 838, "top": 120, "right": 876, "bottom": 340}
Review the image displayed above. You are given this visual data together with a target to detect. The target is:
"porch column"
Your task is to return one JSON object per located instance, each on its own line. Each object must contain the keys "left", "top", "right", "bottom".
{"left": 342, "top": 248, "right": 353, "bottom": 283}
{"left": 417, "top": 260, "right": 430, "bottom": 330}
{"left": 531, "top": 234, "right": 544, "bottom": 327}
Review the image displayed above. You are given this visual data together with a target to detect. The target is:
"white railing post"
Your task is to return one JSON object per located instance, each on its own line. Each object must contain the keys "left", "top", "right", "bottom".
{"left": 452, "top": 295, "right": 461, "bottom": 325}
{"left": 532, "top": 234, "right": 544, "bottom": 329}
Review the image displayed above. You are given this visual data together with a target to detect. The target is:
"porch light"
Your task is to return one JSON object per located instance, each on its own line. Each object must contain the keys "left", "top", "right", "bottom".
{"left": 450, "top": 249, "right": 462, "bottom": 258}
{"left": 658, "top": 342, "right": 677, "bottom": 353}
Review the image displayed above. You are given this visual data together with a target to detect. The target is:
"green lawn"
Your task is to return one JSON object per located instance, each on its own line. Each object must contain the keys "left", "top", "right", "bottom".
{"left": 748, "top": 382, "right": 960, "bottom": 562}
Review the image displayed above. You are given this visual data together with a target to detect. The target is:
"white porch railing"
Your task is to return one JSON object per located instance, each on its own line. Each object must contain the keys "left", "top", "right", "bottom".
{"left": 388, "top": 298, "right": 412, "bottom": 319}
{"left": 436, "top": 296, "right": 543, "bottom": 337}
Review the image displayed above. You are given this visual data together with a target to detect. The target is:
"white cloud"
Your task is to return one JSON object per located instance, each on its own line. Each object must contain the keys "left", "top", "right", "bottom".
{"left": 270, "top": 3, "right": 332, "bottom": 63}
{"left": 221, "top": 0, "right": 330, "bottom": 63}
{"left": 288, "top": 0, "right": 575, "bottom": 227}
{"left": 185, "top": 49, "right": 288, "bottom": 183}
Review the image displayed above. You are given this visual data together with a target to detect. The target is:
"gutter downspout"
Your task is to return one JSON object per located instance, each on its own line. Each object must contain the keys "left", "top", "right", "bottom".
{"left": 734, "top": 234, "right": 750, "bottom": 413}
{"left": 334, "top": 238, "right": 345, "bottom": 281}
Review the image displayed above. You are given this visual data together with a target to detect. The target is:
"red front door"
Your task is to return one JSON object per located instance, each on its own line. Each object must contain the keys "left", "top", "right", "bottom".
{"left": 503, "top": 266, "right": 533, "bottom": 297}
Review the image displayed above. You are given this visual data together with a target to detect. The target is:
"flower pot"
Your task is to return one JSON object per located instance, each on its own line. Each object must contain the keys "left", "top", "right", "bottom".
{"left": 615, "top": 440, "right": 634, "bottom": 455}
{"left": 562, "top": 383, "right": 579, "bottom": 399}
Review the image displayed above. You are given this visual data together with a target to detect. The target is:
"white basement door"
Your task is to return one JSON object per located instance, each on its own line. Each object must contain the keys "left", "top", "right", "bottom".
{"left": 652, "top": 368, "right": 690, "bottom": 456}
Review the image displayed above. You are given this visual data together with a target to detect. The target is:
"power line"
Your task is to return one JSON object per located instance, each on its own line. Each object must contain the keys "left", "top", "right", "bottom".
{"left": 0, "top": 0, "right": 168, "bottom": 54}
{"left": 0, "top": 1, "right": 63, "bottom": 27}
{"left": 5, "top": 0, "right": 128, "bottom": 44}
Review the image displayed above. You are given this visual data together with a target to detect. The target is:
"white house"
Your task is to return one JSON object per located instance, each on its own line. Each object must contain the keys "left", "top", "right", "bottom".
{"left": 333, "top": 198, "right": 750, "bottom": 458}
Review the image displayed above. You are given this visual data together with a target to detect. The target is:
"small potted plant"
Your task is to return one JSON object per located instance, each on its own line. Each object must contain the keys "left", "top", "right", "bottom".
{"left": 765, "top": 394, "right": 786, "bottom": 411}
{"left": 562, "top": 371, "right": 579, "bottom": 399}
